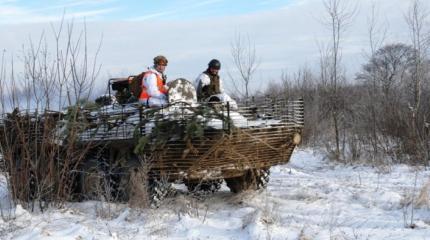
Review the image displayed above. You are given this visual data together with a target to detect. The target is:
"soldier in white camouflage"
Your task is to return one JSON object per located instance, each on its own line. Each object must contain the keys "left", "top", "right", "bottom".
{"left": 195, "top": 59, "right": 223, "bottom": 101}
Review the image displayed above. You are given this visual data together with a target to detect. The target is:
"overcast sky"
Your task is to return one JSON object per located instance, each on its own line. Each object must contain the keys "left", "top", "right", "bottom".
{"left": 0, "top": 0, "right": 429, "bottom": 94}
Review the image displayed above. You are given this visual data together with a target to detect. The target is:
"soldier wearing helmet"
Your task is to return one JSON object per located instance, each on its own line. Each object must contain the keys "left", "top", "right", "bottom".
{"left": 139, "top": 55, "right": 169, "bottom": 107}
{"left": 195, "top": 59, "right": 224, "bottom": 101}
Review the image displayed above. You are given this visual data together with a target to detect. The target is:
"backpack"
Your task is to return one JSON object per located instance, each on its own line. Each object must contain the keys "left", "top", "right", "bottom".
{"left": 129, "top": 72, "right": 145, "bottom": 98}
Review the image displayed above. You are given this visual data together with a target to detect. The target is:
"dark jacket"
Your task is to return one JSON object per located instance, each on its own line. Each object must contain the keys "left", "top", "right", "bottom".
{"left": 196, "top": 69, "right": 221, "bottom": 101}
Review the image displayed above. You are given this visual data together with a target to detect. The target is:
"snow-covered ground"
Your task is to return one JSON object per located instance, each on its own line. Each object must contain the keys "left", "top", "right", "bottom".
{"left": 1, "top": 148, "right": 430, "bottom": 240}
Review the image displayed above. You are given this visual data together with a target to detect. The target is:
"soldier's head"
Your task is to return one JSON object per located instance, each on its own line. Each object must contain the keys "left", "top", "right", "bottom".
{"left": 153, "top": 55, "right": 168, "bottom": 73}
{"left": 207, "top": 59, "right": 221, "bottom": 75}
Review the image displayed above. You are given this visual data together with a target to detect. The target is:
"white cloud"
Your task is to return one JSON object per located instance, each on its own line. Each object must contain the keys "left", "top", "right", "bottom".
{"left": 65, "top": 8, "right": 117, "bottom": 19}
{"left": 0, "top": 5, "right": 25, "bottom": 15}
{"left": 126, "top": 0, "right": 224, "bottom": 21}
{"left": 0, "top": 0, "right": 429, "bottom": 94}
{"left": 127, "top": 10, "right": 177, "bottom": 21}
{"left": 192, "top": 0, "right": 223, "bottom": 8}
{"left": 0, "top": 1, "right": 117, "bottom": 24}
{"left": 27, "top": 0, "right": 115, "bottom": 13}
{"left": 0, "top": 0, "right": 17, "bottom": 3}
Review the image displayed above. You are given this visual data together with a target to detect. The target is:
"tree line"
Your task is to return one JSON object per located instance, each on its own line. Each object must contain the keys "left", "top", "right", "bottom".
{"left": 241, "top": 0, "right": 430, "bottom": 165}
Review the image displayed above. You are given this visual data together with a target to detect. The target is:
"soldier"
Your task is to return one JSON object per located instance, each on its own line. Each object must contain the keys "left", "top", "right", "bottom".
{"left": 195, "top": 59, "right": 224, "bottom": 101}
{"left": 139, "top": 55, "right": 169, "bottom": 107}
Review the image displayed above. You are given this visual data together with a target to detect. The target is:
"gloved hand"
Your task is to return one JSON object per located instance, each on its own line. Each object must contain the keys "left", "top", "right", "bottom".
{"left": 162, "top": 74, "right": 167, "bottom": 84}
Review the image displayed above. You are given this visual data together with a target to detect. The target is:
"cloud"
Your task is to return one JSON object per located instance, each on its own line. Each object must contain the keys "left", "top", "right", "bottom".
{"left": 193, "top": 0, "right": 223, "bottom": 8}
{"left": 0, "top": 5, "right": 25, "bottom": 15}
{"left": 28, "top": 0, "right": 116, "bottom": 13}
{"left": 0, "top": 0, "right": 428, "bottom": 94}
{"left": 0, "top": 0, "right": 17, "bottom": 3}
{"left": 126, "top": 10, "right": 177, "bottom": 21}
{"left": 126, "top": 0, "right": 224, "bottom": 21}
{"left": 0, "top": 0, "right": 117, "bottom": 24}
{"left": 258, "top": 0, "right": 285, "bottom": 6}
{"left": 65, "top": 8, "right": 117, "bottom": 19}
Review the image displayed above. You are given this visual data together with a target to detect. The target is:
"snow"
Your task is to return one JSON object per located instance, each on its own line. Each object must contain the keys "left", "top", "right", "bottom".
{"left": 75, "top": 102, "right": 289, "bottom": 142}
{"left": 167, "top": 78, "right": 197, "bottom": 105}
{"left": 1, "top": 149, "right": 430, "bottom": 239}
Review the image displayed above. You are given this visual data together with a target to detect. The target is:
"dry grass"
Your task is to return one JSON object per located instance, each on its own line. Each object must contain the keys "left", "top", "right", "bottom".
{"left": 415, "top": 178, "right": 430, "bottom": 209}
{"left": 128, "top": 166, "right": 151, "bottom": 209}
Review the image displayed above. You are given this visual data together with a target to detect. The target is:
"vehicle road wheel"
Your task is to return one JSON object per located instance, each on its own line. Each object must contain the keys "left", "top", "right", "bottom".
{"left": 185, "top": 179, "right": 223, "bottom": 194}
{"left": 225, "top": 172, "right": 252, "bottom": 193}
{"left": 225, "top": 168, "right": 270, "bottom": 193}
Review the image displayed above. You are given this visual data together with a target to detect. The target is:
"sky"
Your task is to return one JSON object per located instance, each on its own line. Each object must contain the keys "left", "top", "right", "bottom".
{"left": 0, "top": 0, "right": 428, "bottom": 95}
{"left": 0, "top": 0, "right": 292, "bottom": 23}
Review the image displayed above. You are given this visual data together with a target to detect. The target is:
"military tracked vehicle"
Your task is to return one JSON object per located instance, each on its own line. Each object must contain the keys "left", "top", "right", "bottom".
{"left": 0, "top": 77, "right": 304, "bottom": 206}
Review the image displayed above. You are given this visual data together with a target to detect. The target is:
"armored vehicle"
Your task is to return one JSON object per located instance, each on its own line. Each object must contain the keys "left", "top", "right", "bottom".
{"left": 0, "top": 77, "right": 304, "bottom": 206}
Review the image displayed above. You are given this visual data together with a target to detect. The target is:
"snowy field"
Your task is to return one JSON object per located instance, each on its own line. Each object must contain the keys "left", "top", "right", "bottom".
{"left": 1, "top": 148, "right": 430, "bottom": 240}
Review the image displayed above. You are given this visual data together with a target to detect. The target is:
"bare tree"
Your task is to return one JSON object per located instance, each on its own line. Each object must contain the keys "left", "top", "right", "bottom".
{"left": 365, "top": 3, "right": 387, "bottom": 161}
{"left": 0, "top": 49, "right": 5, "bottom": 113}
{"left": 356, "top": 43, "right": 416, "bottom": 162}
{"left": 319, "top": 0, "right": 357, "bottom": 161}
{"left": 20, "top": 32, "right": 58, "bottom": 110}
{"left": 0, "top": 18, "right": 103, "bottom": 210}
{"left": 406, "top": 0, "right": 428, "bottom": 115}
{"left": 405, "top": 0, "right": 430, "bottom": 164}
{"left": 229, "top": 32, "right": 260, "bottom": 100}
